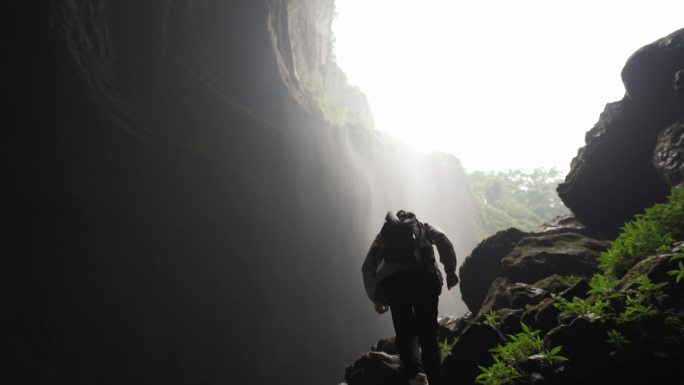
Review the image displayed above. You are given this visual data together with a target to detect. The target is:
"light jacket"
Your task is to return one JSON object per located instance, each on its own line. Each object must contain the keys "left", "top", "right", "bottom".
{"left": 361, "top": 221, "right": 457, "bottom": 304}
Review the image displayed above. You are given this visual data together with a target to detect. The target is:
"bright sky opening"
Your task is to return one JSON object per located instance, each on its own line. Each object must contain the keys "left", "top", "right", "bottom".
{"left": 332, "top": 0, "right": 684, "bottom": 173}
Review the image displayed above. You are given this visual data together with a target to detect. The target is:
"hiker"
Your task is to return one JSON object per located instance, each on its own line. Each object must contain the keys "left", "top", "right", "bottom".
{"left": 362, "top": 210, "right": 459, "bottom": 385}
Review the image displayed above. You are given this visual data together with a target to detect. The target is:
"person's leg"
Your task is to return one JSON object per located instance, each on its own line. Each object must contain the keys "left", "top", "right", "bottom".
{"left": 382, "top": 272, "right": 423, "bottom": 379}
{"left": 414, "top": 273, "right": 441, "bottom": 385}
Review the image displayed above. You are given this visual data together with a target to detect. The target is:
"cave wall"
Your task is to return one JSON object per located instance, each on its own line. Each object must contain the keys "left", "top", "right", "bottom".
{"left": 3, "top": 1, "right": 480, "bottom": 384}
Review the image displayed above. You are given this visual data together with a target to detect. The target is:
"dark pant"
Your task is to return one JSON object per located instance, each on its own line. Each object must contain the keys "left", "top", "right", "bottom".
{"left": 381, "top": 271, "right": 441, "bottom": 384}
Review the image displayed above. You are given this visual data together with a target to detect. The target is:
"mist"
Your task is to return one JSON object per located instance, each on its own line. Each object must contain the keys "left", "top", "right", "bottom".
{"left": 4, "top": 1, "right": 481, "bottom": 384}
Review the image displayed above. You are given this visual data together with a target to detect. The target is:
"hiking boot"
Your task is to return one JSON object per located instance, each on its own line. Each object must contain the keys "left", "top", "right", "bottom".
{"left": 409, "top": 372, "right": 429, "bottom": 385}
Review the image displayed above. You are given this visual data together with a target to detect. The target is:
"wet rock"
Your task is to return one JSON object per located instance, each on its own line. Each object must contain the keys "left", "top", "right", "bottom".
{"left": 537, "top": 215, "right": 590, "bottom": 236}
{"left": 533, "top": 275, "right": 580, "bottom": 295}
{"left": 560, "top": 30, "right": 684, "bottom": 236}
{"left": 544, "top": 317, "right": 610, "bottom": 370}
{"left": 618, "top": 254, "right": 673, "bottom": 289}
{"left": 558, "top": 279, "right": 591, "bottom": 301}
{"left": 478, "top": 280, "right": 548, "bottom": 319}
{"left": 557, "top": 98, "right": 671, "bottom": 237}
{"left": 502, "top": 232, "right": 608, "bottom": 284}
{"left": 478, "top": 277, "right": 512, "bottom": 317}
{"left": 617, "top": 252, "right": 683, "bottom": 307}
{"left": 653, "top": 121, "right": 684, "bottom": 186}
{"left": 442, "top": 323, "right": 505, "bottom": 385}
{"left": 459, "top": 228, "right": 526, "bottom": 314}
{"left": 622, "top": 28, "right": 684, "bottom": 123}
{"left": 521, "top": 297, "right": 561, "bottom": 334}
{"left": 510, "top": 282, "right": 548, "bottom": 309}
{"left": 438, "top": 315, "right": 470, "bottom": 343}
{"left": 499, "top": 309, "right": 524, "bottom": 335}
{"left": 344, "top": 352, "right": 406, "bottom": 385}
{"left": 371, "top": 337, "right": 399, "bottom": 355}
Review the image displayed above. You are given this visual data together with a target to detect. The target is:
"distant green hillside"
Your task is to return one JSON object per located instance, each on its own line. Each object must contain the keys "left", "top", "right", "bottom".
{"left": 467, "top": 168, "right": 570, "bottom": 237}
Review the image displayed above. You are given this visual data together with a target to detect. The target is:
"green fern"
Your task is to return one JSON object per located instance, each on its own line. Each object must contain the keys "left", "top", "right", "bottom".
{"left": 600, "top": 187, "right": 684, "bottom": 278}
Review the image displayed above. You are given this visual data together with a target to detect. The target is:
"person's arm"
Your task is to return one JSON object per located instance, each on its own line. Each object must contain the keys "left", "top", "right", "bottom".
{"left": 361, "top": 233, "right": 385, "bottom": 306}
{"left": 425, "top": 223, "right": 459, "bottom": 288}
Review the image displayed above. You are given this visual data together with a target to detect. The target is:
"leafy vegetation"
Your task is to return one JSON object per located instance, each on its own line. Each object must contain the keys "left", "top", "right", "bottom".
{"left": 553, "top": 295, "right": 611, "bottom": 321}
{"left": 474, "top": 188, "right": 683, "bottom": 383}
{"left": 600, "top": 187, "right": 684, "bottom": 278}
{"left": 476, "top": 323, "right": 566, "bottom": 385}
{"left": 586, "top": 274, "right": 621, "bottom": 298}
{"left": 540, "top": 345, "right": 569, "bottom": 365}
{"left": 439, "top": 337, "right": 456, "bottom": 363}
{"left": 668, "top": 246, "right": 684, "bottom": 284}
{"left": 467, "top": 168, "right": 569, "bottom": 236}
{"left": 553, "top": 273, "right": 620, "bottom": 320}
{"left": 617, "top": 276, "right": 667, "bottom": 323}
{"left": 483, "top": 310, "right": 501, "bottom": 328}
{"left": 553, "top": 273, "right": 667, "bottom": 324}
{"left": 476, "top": 356, "right": 520, "bottom": 385}
{"left": 606, "top": 329, "right": 630, "bottom": 350}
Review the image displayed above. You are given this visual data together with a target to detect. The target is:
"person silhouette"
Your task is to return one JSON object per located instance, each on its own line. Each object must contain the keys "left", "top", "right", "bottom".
{"left": 362, "top": 210, "right": 459, "bottom": 385}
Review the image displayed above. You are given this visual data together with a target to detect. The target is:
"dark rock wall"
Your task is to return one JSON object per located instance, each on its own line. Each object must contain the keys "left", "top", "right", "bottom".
{"left": 558, "top": 29, "right": 684, "bottom": 236}
{"left": 3, "top": 1, "right": 479, "bottom": 384}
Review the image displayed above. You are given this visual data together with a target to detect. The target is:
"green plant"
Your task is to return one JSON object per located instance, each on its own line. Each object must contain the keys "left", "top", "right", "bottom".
{"left": 664, "top": 314, "right": 683, "bottom": 330}
{"left": 484, "top": 310, "right": 501, "bottom": 328}
{"left": 540, "top": 345, "right": 569, "bottom": 364}
{"left": 606, "top": 329, "right": 630, "bottom": 349}
{"left": 587, "top": 274, "right": 622, "bottom": 298}
{"left": 553, "top": 295, "right": 610, "bottom": 320}
{"left": 476, "top": 323, "right": 556, "bottom": 385}
{"left": 633, "top": 274, "right": 668, "bottom": 295}
{"left": 608, "top": 275, "right": 665, "bottom": 323}
{"left": 475, "top": 356, "right": 520, "bottom": 385}
{"left": 498, "top": 323, "right": 543, "bottom": 361}
{"left": 600, "top": 187, "right": 684, "bottom": 278}
{"left": 668, "top": 246, "right": 684, "bottom": 284}
{"left": 559, "top": 275, "right": 583, "bottom": 287}
{"left": 618, "top": 294, "right": 658, "bottom": 323}
{"left": 439, "top": 338, "right": 454, "bottom": 363}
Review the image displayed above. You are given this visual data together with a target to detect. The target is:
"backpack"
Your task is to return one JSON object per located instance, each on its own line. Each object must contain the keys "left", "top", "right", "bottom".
{"left": 380, "top": 211, "right": 435, "bottom": 265}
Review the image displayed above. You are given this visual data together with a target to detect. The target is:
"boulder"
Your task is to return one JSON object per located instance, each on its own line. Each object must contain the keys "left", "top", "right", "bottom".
{"left": 622, "top": 28, "right": 684, "bottom": 124}
{"left": 533, "top": 275, "right": 580, "bottom": 295}
{"left": 544, "top": 317, "right": 611, "bottom": 380}
{"left": 558, "top": 279, "right": 591, "bottom": 301}
{"left": 459, "top": 228, "right": 526, "bottom": 313}
{"left": 510, "top": 282, "right": 548, "bottom": 309}
{"left": 559, "top": 29, "right": 684, "bottom": 236}
{"left": 477, "top": 277, "right": 512, "bottom": 317}
{"left": 499, "top": 309, "right": 524, "bottom": 335}
{"left": 442, "top": 323, "right": 505, "bottom": 385}
{"left": 437, "top": 315, "right": 470, "bottom": 343}
{"left": 617, "top": 251, "right": 684, "bottom": 307}
{"left": 557, "top": 99, "right": 670, "bottom": 236}
{"left": 502, "top": 232, "right": 608, "bottom": 283}
{"left": 344, "top": 352, "right": 406, "bottom": 385}
{"left": 371, "top": 337, "right": 399, "bottom": 355}
{"left": 536, "top": 215, "right": 590, "bottom": 236}
{"left": 477, "top": 280, "right": 549, "bottom": 320}
{"left": 653, "top": 120, "right": 684, "bottom": 186}
{"left": 521, "top": 297, "right": 561, "bottom": 334}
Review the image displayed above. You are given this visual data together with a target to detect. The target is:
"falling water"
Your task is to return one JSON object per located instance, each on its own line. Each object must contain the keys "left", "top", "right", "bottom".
{"left": 5, "top": 1, "right": 483, "bottom": 385}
